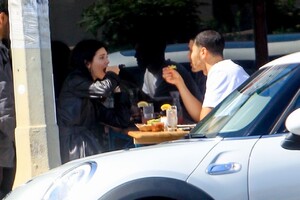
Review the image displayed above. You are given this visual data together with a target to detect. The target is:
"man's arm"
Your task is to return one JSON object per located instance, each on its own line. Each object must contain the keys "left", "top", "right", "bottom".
{"left": 162, "top": 67, "right": 210, "bottom": 121}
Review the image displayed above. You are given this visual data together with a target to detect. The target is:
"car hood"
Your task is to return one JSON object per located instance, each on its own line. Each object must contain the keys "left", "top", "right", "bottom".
{"left": 94, "top": 137, "right": 222, "bottom": 179}
{"left": 7, "top": 138, "right": 222, "bottom": 200}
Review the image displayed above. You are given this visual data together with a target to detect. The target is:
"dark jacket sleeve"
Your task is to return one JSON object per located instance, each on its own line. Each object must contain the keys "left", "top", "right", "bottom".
{"left": 66, "top": 70, "right": 120, "bottom": 99}
{"left": 0, "top": 44, "right": 16, "bottom": 142}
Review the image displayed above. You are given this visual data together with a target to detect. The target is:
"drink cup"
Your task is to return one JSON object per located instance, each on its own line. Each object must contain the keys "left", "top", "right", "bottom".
{"left": 142, "top": 103, "right": 154, "bottom": 124}
{"left": 166, "top": 105, "right": 178, "bottom": 131}
{"left": 160, "top": 116, "right": 168, "bottom": 131}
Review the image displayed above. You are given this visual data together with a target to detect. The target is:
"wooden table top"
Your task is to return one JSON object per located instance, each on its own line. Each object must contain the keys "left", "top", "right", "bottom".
{"left": 128, "top": 130, "right": 189, "bottom": 144}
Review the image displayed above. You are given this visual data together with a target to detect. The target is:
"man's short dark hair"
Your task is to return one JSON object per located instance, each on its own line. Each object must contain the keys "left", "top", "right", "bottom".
{"left": 0, "top": 0, "right": 8, "bottom": 15}
{"left": 194, "top": 30, "right": 225, "bottom": 56}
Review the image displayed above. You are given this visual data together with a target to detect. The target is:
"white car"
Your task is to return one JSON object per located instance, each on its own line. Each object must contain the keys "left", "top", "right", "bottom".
{"left": 5, "top": 52, "right": 300, "bottom": 200}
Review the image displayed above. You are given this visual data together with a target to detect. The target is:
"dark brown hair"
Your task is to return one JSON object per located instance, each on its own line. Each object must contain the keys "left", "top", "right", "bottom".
{"left": 0, "top": 0, "right": 8, "bottom": 15}
{"left": 194, "top": 30, "right": 225, "bottom": 56}
{"left": 70, "top": 39, "right": 107, "bottom": 77}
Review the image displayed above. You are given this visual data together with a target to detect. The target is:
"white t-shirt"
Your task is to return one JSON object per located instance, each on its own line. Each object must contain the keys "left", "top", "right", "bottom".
{"left": 203, "top": 59, "right": 249, "bottom": 108}
{"left": 142, "top": 68, "right": 157, "bottom": 98}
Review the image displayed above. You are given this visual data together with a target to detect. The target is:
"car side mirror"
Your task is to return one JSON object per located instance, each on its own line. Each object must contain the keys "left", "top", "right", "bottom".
{"left": 281, "top": 108, "right": 300, "bottom": 150}
{"left": 286, "top": 108, "right": 300, "bottom": 135}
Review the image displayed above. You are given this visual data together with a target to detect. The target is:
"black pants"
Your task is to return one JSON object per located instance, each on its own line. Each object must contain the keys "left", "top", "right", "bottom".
{"left": 0, "top": 166, "right": 16, "bottom": 199}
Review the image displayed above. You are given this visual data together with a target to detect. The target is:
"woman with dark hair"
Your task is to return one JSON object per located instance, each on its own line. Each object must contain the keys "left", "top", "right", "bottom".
{"left": 57, "top": 39, "right": 131, "bottom": 164}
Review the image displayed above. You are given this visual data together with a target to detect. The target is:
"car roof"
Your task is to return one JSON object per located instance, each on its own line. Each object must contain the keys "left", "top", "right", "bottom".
{"left": 261, "top": 51, "right": 300, "bottom": 69}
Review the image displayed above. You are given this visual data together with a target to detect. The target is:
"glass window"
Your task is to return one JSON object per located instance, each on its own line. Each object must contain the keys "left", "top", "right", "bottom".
{"left": 273, "top": 89, "right": 300, "bottom": 133}
{"left": 191, "top": 63, "right": 300, "bottom": 138}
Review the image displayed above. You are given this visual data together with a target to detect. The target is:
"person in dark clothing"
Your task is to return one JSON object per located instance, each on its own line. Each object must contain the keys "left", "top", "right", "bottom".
{"left": 57, "top": 39, "right": 131, "bottom": 164}
{"left": 135, "top": 35, "right": 203, "bottom": 124}
{"left": 0, "top": 0, "right": 17, "bottom": 198}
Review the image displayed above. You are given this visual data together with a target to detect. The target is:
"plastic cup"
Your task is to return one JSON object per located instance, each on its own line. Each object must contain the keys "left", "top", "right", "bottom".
{"left": 166, "top": 105, "right": 178, "bottom": 131}
{"left": 142, "top": 103, "right": 154, "bottom": 124}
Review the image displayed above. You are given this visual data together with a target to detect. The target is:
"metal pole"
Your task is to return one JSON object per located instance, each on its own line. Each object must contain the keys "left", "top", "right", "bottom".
{"left": 9, "top": 0, "right": 61, "bottom": 187}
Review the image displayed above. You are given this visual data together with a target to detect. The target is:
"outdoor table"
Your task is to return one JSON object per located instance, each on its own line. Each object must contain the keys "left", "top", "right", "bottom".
{"left": 128, "top": 130, "right": 189, "bottom": 145}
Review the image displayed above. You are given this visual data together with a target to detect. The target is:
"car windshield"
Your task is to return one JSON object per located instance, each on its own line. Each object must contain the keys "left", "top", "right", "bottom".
{"left": 190, "top": 63, "right": 300, "bottom": 138}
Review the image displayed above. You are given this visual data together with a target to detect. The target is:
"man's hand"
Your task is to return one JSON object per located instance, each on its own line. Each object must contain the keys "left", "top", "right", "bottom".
{"left": 162, "top": 67, "right": 183, "bottom": 87}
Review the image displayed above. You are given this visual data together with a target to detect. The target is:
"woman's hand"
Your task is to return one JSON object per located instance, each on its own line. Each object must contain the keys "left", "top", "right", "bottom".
{"left": 114, "top": 86, "right": 121, "bottom": 93}
{"left": 106, "top": 65, "right": 120, "bottom": 75}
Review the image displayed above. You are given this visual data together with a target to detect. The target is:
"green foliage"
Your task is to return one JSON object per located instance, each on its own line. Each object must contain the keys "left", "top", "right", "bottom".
{"left": 272, "top": 0, "right": 300, "bottom": 33}
{"left": 80, "top": 0, "right": 202, "bottom": 50}
{"left": 80, "top": 0, "right": 300, "bottom": 50}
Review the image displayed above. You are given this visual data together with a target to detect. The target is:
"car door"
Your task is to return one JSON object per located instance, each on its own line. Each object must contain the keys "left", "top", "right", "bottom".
{"left": 187, "top": 137, "right": 259, "bottom": 200}
{"left": 248, "top": 134, "right": 300, "bottom": 200}
{"left": 248, "top": 89, "right": 300, "bottom": 200}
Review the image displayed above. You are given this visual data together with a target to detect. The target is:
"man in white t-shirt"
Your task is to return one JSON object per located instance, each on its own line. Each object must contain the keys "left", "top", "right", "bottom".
{"left": 163, "top": 30, "right": 249, "bottom": 121}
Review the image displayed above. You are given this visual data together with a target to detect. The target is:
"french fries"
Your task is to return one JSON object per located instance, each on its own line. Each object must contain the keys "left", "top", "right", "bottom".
{"left": 168, "top": 65, "right": 177, "bottom": 70}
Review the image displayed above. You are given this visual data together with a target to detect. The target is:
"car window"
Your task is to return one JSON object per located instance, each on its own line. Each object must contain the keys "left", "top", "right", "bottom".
{"left": 272, "top": 89, "right": 300, "bottom": 133}
{"left": 191, "top": 63, "right": 300, "bottom": 138}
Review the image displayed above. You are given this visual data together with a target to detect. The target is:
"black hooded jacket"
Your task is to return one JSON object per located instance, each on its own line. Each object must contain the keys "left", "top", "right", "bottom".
{"left": 57, "top": 69, "right": 131, "bottom": 164}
